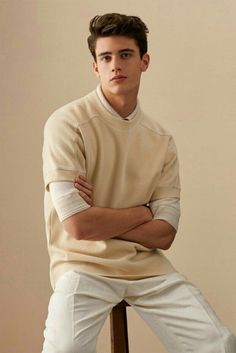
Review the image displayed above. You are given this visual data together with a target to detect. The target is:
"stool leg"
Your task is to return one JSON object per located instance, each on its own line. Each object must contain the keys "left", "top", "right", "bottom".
{"left": 110, "top": 304, "right": 129, "bottom": 353}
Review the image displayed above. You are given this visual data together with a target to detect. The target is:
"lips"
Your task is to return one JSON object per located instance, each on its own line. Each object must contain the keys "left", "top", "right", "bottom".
{"left": 110, "top": 75, "right": 127, "bottom": 81}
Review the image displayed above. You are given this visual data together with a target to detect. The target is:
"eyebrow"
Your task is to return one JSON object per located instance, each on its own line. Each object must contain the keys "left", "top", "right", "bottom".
{"left": 97, "top": 48, "right": 135, "bottom": 57}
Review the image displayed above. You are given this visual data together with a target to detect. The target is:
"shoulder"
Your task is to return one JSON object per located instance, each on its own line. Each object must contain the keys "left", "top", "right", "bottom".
{"left": 139, "top": 112, "right": 171, "bottom": 136}
{"left": 44, "top": 90, "right": 99, "bottom": 133}
{"left": 139, "top": 113, "right": 179, "bottom": 156}
{"left": 139, "top": 112, "right": 173, "bottom": 138}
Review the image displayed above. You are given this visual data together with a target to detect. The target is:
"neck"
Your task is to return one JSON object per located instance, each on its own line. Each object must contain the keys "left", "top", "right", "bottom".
{"left": 101, "top": 87, "right": 138, "bottom": 118}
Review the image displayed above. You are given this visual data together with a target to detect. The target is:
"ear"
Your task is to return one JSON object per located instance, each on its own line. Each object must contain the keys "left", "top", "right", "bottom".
{"left": 141, "top": 53, "right": 150, "bottom": 72}
{"left": 93, "top": 61, "right": 100, "bottom": 77}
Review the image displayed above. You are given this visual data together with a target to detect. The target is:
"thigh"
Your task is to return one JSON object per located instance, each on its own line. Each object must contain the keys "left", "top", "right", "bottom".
{"left": 126, "top": 272, "right": 235, "bottom": 353}
{"left": 42, "top": 271, "right": 121, "bottom": 353}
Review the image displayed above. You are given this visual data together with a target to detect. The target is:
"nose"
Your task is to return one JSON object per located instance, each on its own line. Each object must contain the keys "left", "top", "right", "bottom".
{"left": 111, "top": 56, "right": 122, "bottom": 73}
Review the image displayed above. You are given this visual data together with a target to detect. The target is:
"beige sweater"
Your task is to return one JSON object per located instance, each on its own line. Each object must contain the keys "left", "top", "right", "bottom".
{"left": 43, "top": 89, "right": 181, "bottom": 288}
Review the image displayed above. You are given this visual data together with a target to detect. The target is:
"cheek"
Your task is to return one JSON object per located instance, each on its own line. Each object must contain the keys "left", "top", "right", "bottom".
{"left": 97, "top": 65, "right": 109, "bottom": 78}
{"left": 132, "top": 69, "right": 142, "bottom": 80}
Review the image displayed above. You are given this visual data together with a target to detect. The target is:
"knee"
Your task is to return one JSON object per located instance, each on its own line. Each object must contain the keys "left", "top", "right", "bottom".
{"left": 58, "top": 342, "right": 87, "bottom": 353}
{"left": 203, "top": 328, "right": 236, "bottom": 353}
{"left": 42, "top": 335, "right": 95, "bottom": 353}
{"left": 57, "top": 341, "right": 95, "bottom": 353}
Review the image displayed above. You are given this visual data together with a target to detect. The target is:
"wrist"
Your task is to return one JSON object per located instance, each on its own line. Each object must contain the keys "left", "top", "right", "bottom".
{"left": 141, "top": 205, "right": 152, "bottom": 222}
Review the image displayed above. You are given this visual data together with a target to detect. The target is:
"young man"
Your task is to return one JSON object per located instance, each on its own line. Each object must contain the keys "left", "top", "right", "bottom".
{"left": 42, "top": 13, "right": 236, "bottom": 353}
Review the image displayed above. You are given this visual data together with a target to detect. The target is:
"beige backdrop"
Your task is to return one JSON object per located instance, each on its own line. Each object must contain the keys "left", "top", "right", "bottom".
{"left": 1, "top": 1, "right": 236, "bottom": 352}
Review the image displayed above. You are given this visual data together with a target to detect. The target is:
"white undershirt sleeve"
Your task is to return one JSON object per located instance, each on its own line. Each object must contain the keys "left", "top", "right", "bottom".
{"left": 49, "top": 181, "right": 91, "bottom": 222}
{"left": 149, "top": 198, "right": 180, "bottom": 231}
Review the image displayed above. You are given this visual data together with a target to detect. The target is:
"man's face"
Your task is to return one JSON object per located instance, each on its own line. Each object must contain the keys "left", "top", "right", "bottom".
{"left": 93, "top": 35, "right": 149, "bottom": 98}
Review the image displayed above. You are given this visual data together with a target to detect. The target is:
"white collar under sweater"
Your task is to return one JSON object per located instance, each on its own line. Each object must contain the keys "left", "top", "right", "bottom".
{"left": 96, "top": 85, "right": 139, "bottom": 121}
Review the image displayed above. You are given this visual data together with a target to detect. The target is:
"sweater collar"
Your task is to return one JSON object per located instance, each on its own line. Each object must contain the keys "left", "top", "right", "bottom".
{"left": 96, "top": 85, "right": 139, "bottom": 121}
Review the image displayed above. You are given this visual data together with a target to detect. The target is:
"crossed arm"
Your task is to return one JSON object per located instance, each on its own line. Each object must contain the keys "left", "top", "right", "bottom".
{"left": 62, "top": 176, "right": 176, "bottom": 250}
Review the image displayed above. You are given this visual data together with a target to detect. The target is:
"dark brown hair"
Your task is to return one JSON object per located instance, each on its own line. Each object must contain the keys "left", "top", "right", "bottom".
{"left": 87, "top": 13, "right": 149, "bottom": 61}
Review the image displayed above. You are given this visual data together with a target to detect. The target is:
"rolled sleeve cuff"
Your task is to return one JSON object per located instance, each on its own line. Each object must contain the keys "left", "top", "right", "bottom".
{"left": 149, "top": 197, "right": 181, "bottom": 231}
{"left": 49, "top": 181, "right": 91, "bottom": 222}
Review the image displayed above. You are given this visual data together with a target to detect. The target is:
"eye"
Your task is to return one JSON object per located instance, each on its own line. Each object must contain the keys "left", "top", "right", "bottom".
{"left": 121, "top": 52, "right": 132, "bottom": 59}
{"left": 101, "top": 55, "right": 111, "bottom": 62}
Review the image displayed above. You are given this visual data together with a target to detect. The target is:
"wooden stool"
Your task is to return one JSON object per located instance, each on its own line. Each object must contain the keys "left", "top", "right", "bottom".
{"left": 110, "top": 300, "right": 130, "bottom": 353}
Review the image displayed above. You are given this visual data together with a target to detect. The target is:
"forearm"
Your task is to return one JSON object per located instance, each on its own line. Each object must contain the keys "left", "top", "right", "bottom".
{"left": 116, "top": 219, "right": 176, "bottom": 250}
{"left": 63, "top": 205, "right": 152, "bottom": 241}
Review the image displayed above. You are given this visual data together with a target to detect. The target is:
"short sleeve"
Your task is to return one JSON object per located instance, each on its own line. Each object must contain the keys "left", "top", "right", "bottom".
{"left": 151, "top": 136, "right": 181, "bottom": 200}
{"left": 42, "top": 113, "right": 86, "bottom": 191}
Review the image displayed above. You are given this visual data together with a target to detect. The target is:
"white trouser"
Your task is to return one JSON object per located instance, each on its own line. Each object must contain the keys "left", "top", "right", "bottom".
{"left": 41, "top": 271, "right": 236, "bottom": 353}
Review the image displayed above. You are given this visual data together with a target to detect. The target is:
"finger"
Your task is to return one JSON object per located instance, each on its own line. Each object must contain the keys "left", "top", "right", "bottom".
{"left": 79, "top": 190, "right": 92, "bottom": 204}
{"left": 79, "top": 191, "right": 93, "bottom": 206}
{"left": 74, "top": 183, "right": 93, "bottom": 197}
{"left": 75, "top": 175, "right": 93, "bottom": 187}
{"left": 76, "top": 177, "right": 93, "bottom": 191}
{"left": 76, "top": 175, "right": 90, "bottom": 184}
{"left": 74, "top": 182, "right": 80, "bottom": 190}
{"left": 78, "top": 175, "right": 87, "bottom": 181}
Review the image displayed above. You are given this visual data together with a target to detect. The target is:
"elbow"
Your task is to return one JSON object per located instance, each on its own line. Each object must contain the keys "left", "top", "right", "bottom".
{"left": 158, "top": 230, "right": 176, "bottom": 250}
{"left": 161, "top": 241, "right": 173, "bottom": 251}
{"left": 144, "top": 231, "right": 176, "bottom": 250}
{"left": 69, "top": 222, "right": 97, "bottom": 241}
{"left": 67, "top": 225, "right": 96, "bottom": 241}
{"left": 63, "top": 221, "right": 86, "bottom": 240}
{"left": 70, "top": 227, "right": 87, "bottom": 241}
{"left": 62, "top": 209, "right": 94, "bottom": 240}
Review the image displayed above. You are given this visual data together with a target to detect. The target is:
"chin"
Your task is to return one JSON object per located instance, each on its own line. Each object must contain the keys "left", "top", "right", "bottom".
{"left": 110, "top": 85, "right": 134, "bottom": 96}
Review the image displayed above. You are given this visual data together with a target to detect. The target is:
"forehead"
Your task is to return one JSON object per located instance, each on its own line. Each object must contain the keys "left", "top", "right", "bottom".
{"left": 95, "top": 35, "right": 139, "bottom": 54}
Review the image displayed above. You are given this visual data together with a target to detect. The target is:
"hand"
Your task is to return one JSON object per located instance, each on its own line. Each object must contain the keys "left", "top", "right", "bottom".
{"left": 74, "top": 175, "right": 94, "bottom": 206}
